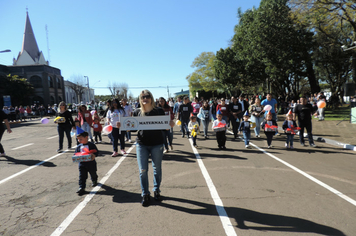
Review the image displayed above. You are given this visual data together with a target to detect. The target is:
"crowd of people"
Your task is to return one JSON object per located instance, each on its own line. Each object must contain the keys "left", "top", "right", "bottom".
{"left": 1, "top": 90, "right": 326, "bottom": 207}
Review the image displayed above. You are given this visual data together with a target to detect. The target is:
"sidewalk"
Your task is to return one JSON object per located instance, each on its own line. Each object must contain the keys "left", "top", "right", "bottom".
{"left": 277, "top": 115, "right": 356, "bottom": 151}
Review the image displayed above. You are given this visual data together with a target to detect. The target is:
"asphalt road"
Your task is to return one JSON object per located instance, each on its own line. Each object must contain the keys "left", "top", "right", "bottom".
{"left": 0, "top": 119, "right": 355, "bottom": 236}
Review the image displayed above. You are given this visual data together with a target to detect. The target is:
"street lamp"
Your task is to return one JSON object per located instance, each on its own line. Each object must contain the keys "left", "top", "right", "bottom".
{"left": 84, "top": 76, "right": 89, "bottom": 88}
{"left": 0, "top": 49, "right": 11, "bottom": 53}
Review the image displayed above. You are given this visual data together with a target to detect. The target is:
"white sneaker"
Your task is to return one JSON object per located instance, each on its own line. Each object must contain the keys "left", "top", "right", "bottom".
{"left": 163, "top": 149, "right": 168, "bottom": 153}
{"left": 245, "top": 145, "right": 249, "bottom": 148}
{"left": 121, "top": 149, "right": 127, "bottom": 155}
{"left": 129, "top": 139, "right": 132, "bottom": 143}
{"left": 267, "top": 146, "right": 271, "bottom": 149}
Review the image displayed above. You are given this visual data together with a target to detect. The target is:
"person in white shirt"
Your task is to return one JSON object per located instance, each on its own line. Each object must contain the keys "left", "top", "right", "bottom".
{"left": 121, "top": 98, "right": 133, "bottom": 142}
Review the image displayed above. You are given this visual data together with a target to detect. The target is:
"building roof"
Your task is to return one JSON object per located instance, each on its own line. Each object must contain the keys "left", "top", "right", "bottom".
{"left": 13, "top": 11, "right": 47, "bottom": 66}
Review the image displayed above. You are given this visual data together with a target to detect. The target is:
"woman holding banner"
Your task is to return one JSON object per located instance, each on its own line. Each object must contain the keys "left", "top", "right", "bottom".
{"left": 118, "top": 90, "right": 174, "bottom": 207}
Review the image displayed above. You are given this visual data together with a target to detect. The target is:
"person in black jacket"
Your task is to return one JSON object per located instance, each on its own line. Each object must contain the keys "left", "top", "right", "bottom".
{"left": 0, "top": 110, "right": 12, "bottom": 157}
{"left": 293, "top": 96, "right": 317, "bottom": 147}
{"left": 55, "top": 101, "right": 75, "bottom": 152}
{"left": 282, "top": 111, "right": 298, "bottom": 149}
{"left": 178, "top": 96, "right": 193, "bottom": 138}
{"left": 261, "top": 111, "right": 278, "bottom": 148}
{"left": 229, "top": 96, "right": 242, "bottom": 139}
{"left": 75, "top": 128, "right": 99, "bottom": 196}
{"left": 118, "top": 90, "right": 174, "bottom": 207}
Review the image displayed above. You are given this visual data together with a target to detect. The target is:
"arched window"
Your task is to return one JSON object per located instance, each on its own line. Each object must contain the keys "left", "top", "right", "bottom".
{"left": 32, "top": 96, "right": 44, "bottom": 105}
{"left": 30, "top": 76, "right": 43, "bottom": 88}
{"left": 50, "top": 96, "right": 55, "bottom": 105}
{"left": 58, "top": 96, "right": 62, "bottom": 102}
{"left": 48, "top": 76, "right": 53, "bottom": 88}
{"left": 57, "top": 77, "right": 61, "bottom": 89}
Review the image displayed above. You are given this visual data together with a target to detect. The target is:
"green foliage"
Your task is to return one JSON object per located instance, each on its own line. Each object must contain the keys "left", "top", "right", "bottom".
{"left": 186, "top": 52, "right": 222, "bottom": 94}
{"left": 0, "top": 74, "right": 34, "bottom": 106}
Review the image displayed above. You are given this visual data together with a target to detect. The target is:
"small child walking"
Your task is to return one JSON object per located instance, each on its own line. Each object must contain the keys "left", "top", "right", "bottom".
{"left": 282, "top": 110, "right": 298, "bottom": 149}
{"left": 239, "top": 111, "right": 252, "bottom": 148}
{"left": 93, "top": 117, "right": 103, "bottom": 144}
{"left": 75, "top": 127, "right": 99, "bottom": 196}
{"left": 261, "top": 111, "right": 278, "bottom": 148}
{"left": 188, "top": 115, "right": 200, "bottom": 147}
{"left": 212, "top": 110, "right": 227, "bottom": 150}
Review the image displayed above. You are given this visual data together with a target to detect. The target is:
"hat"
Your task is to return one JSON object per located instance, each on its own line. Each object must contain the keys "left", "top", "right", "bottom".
{"left": 243, "top": 110, "right": 249, "bottom": 116}
{"left": 76, "top": 126, "right": 85, "bottom": 136}
{"left": 286, "top": 109, "right": 293, "bottom": 116}
{"left": 267, "top": 110, "right": 272, "bottom": 115}
{"left": 190, "top": 113, "right": 195, "bottom": 117}
{"left": 217, "top": 109, "right": 222, "bottom": 115}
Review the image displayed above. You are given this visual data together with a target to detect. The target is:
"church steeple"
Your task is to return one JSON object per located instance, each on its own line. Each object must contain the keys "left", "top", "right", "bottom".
{"left": 13, "top": 11, "right": 47, "bottom": 66}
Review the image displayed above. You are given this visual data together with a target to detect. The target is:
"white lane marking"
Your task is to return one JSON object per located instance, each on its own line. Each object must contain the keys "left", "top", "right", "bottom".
{"left": 0, "top": 146, "right": 76, "bottom": 185}
{"left": 228, "top": 131, "right": 356, "bottom": 207}
{"left": 51, "top": 144, "right": 135, "bottom": 236}
{"left": 11, "top": 143, "right": 34, "bottom": 150}
{"left": 47, "top": 135, "right": 59, "bottom": 140}
{"left": 189, "top": 139, "right": 237, "bottom": 236}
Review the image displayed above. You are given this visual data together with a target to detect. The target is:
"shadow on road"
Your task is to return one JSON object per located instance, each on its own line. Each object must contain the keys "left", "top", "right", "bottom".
{"left": 95, "top": 185, "right": 345, "bottom": 235}
{"left": 1, "top": 156, "right": 56, "bottom": 167}
{"left": 160, "top": 196, "right": 346, "bottom": 236}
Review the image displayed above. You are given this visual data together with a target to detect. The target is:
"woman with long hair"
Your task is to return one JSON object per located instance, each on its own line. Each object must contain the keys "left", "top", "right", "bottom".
{"left": 249, "top": 97, "right": 264, "bottom": 137}
{"left": 198, "top": 101, "right": 211, "bottom": 139}
{"left": 158, "top": 97, "right": 174, "bottom": 153}
{"left": 78, "top": 105, "right": 94, "bottom": 143}
{"left": 107, "top": 98, "right": 126, "bottom": 157}
{"left": 118, "top": 90, "right": 174, "bottom": 206}
{"left": 56, "top": 101, "right": 75, "bottom": 152}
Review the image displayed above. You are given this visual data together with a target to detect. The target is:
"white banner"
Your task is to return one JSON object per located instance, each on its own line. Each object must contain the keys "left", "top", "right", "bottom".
{"left": 119, "top": 115, "right": 170, "bottom": 131}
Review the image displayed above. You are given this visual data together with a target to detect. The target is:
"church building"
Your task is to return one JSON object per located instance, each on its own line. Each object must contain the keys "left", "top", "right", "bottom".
{"left": 0, "top": 11, "right": 65, "bottom": 106}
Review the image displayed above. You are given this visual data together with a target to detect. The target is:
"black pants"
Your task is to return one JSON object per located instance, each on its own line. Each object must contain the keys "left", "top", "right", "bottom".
{"left": 94, "top": 131, "right": 102, "bottom": 142}
{"left": 298, "top": 121, "right": 314, "bottom": 145}
{"left": 265, "top": 132, "right": 274, "bottom": 146}
{"left": 0, "top": 125, "right": 5, "bottom": 153}
{"left": 57, "top": 124, "right": 72, "bottom": 149}
{"left": 216, "top": 131, "right": 226, "bottom": 148}
{"left": 79, "top": 160, "right": 98, "bottom": 189}
{"left": 230, "top": 115, "right": 240, "bottom": 137}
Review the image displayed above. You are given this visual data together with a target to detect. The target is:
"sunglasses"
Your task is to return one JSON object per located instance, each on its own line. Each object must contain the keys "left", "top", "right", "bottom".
{"left": 141, "top": 95, "right": 151, "bottom": 99}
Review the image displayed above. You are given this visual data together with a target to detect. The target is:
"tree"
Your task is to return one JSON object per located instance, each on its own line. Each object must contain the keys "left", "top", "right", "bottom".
{"left": 290, "top": 0, "right": 356, "bottom": 82}
{"left": 231, "top": 0, "right": 320, "bottom": 95}
{"left": 313, "top": 30, "right": 352, "bottom": 96}
{"left": 0, "top": 74, "right": 34, "bottom": 106}
{"left": 108, "top": 81, "right": 119, "bottom": 98}
{"left": 69, "top": 74, "right": 87, "bottom": 103}
{"left": 186, "top": 52, "right": 222, "bottom": 96}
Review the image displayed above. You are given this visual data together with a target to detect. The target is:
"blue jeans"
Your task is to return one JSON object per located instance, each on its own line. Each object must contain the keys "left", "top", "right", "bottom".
{"left": 81, "top": 122, "right": 93, "bottom": 140}
{"left": 252, "top": 116, "right": 264, "bottom": 136}
{"left": 126, "top": 131, "right": 131, "bottom": 140}
{"left": 180, "top": 118, "right": 190, "bottom": 136}
{"left": 201, "top": 118, "right": 209, "bottom": 137}
{"left": 136, "top": 143, "right": 164, "bottom": 196}
{"left": 57, "top": 124, "right": 72, "bottom": 149}
{"left": 164, "top": 128, "right": 173, "bottom": 149}
{"left": 243, "top": 132, "right": 250, "bottom": 145}
{"left": 286, "top": 134, "right": 294, "bottom": 146}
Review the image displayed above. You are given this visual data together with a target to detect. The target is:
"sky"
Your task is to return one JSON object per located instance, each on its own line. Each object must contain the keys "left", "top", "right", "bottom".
{"left": 0, "top": 0, "right": 261, "bottom": 100}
